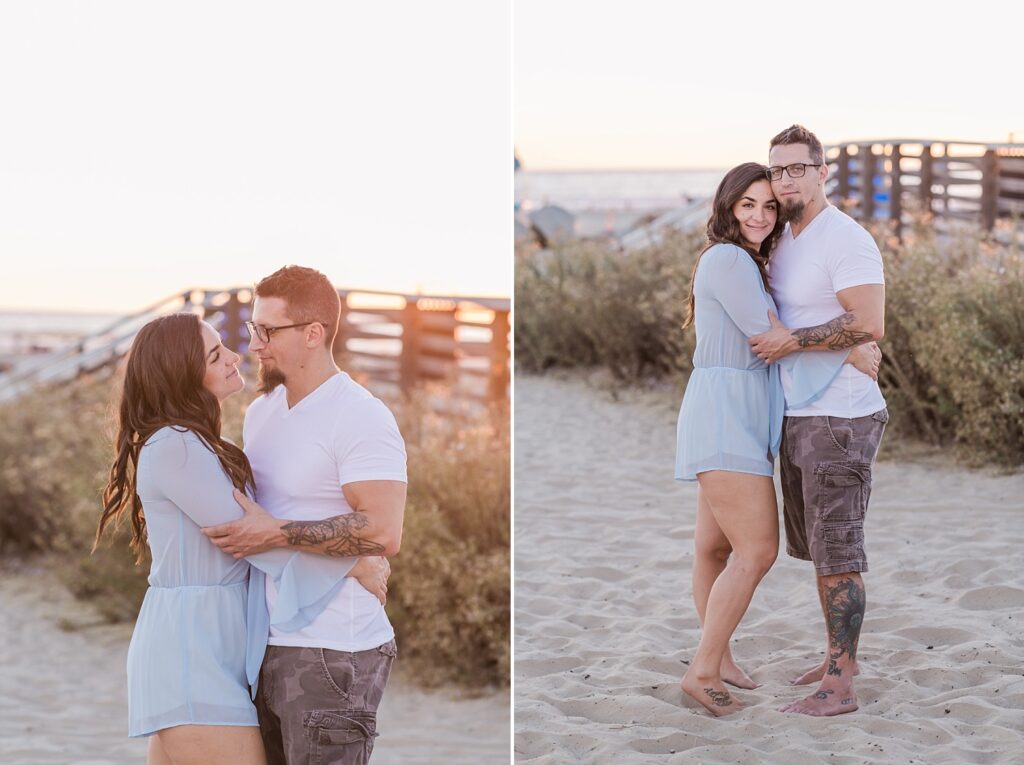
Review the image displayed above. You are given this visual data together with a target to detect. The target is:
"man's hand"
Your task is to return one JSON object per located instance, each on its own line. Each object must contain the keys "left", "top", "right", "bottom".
{"left": 350, "top": 556, "right": 391, "bottom": 605}
{"left": 749, "top": 311, "right": 798, "bottom": 363}
{"left": 202, "top": 490, "right": 287, "bottom": 559}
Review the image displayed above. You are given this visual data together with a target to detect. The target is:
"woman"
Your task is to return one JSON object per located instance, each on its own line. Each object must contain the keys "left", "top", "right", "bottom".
{"left": 675, "top": 163, "right": 878, "bottom": 716}
{"left": 94, "top": 313, "right": 387, "bottom": 763}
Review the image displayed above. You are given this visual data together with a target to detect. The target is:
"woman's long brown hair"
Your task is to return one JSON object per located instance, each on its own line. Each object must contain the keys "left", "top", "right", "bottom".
{"left": 94, "top": 313, "right": 254, "bottom": 563}
{"left": 682, "top": 162, "right": 785, "bottom": 329}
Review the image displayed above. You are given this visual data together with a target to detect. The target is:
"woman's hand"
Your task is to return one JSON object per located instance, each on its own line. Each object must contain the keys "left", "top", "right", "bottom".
{"left": 349, "top": 556, "right": 391, "bottom": 605}
{"left": 845, "top": 341, "right": 882, "bottom": 380}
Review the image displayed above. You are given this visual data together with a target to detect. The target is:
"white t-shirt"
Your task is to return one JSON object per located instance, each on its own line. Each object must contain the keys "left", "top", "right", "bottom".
{"left": 770, "top": 205, "right": 887, "bottom": 418}
{"left": 243, "top": 372, "right": 407, "bottom": 652}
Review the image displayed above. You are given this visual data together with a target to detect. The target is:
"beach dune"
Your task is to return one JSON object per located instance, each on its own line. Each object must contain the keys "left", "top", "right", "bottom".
{"left": 514, "top": 374, "right": 1024, "bottom": 764}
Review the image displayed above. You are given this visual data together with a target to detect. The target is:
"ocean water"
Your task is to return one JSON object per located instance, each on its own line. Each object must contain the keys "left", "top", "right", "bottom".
{"left": 515, "top": 168, "right": 725, "bottom": 212}
{"left": 0, "top": 311, "right": 120, "bottom": 356}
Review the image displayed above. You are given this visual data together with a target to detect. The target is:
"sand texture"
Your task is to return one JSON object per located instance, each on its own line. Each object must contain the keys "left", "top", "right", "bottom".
{"left": 0, "top": 562, "right": 508, "bottom": 764}
{"left": 514, "top": 374, "right": 1024, "bottom": 764}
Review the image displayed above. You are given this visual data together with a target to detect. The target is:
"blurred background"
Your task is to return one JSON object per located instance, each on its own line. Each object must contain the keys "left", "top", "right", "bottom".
{"left": 0, "top": 3, "right": 510, "bottom": 763}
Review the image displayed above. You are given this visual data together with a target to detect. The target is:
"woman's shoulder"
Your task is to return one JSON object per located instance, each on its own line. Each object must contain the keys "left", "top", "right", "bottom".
{"left": 700, "top": 242, "right": 758, "bottom": 276}
{"left": 142, "top": 426, "right": 209, "bottom": 462}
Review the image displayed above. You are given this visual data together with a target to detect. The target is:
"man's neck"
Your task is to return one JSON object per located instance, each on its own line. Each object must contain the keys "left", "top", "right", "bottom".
{"left": 789, "top": 194, "right": 830, "bottom": 238}
{"left": 284, "top": 356, "right": 341, "bottom": 409}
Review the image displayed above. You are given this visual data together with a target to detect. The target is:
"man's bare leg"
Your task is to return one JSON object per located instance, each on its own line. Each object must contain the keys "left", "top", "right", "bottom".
{"left": 790, "top": 576, "right": 860, "bottom": 685}
{"left": 782, "top": 573, "right": 864, "bottom": 715}
{"left": 692, "top": 487, "right": 758, "bottom": 689}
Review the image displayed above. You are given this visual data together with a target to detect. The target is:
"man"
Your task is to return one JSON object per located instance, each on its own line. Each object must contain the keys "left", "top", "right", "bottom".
{"left": 748, "top": 125, "right": 887, "bottom": 717}
{"left": 204, "top": 265, "right": 407, "bottom": 762}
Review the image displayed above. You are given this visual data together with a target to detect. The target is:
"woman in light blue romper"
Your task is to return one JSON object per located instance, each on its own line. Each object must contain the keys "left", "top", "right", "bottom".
{"left": 674, "top": 163, "right": 875, "bottom": 716}
{"left": 95, "top": 313, "right": 384, "bottom": 764}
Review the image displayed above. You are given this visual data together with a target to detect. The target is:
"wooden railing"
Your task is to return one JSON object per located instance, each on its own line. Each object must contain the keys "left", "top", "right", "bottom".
{"left": 0, "top": 288, "right": 510, "bottom": 404}
{"left": 825, "top": 139, "right": 1024, "bottom": 233}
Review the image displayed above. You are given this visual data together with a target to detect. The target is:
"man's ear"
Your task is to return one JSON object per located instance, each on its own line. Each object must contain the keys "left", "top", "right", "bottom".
{"left": 305, "top": 321, "right": 326, "bottom": 349}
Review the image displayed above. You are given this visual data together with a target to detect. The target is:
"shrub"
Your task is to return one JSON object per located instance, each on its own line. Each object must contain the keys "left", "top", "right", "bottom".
{"left": 515, "top": 229, "right": 705, "bottom": 381}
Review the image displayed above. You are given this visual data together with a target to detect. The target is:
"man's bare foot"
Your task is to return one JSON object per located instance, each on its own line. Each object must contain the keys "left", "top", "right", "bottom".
{"left": 790, "top": 659, "right": 860, "bottom": 686}
{"left": 780, "top": 684, "right": 858, "bottom": 716}
{"left": 681, "top": 670, "right": 744, "bottom": 717}
{"left": 721, "top": 657, "right": 758, "bottom": 689}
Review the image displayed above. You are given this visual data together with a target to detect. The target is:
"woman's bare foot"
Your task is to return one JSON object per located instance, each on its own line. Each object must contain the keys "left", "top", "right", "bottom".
{"left": 780, "top": 683, "right": 858, "bottom": 716}
{"left": 790, "top": 658, "right": 860, "bottom": 686}
{"left": 720, "top": 657, "right": 758, "bottom": 689}
{"left": 681, "top": 670, "right": 744, "bottom": 717}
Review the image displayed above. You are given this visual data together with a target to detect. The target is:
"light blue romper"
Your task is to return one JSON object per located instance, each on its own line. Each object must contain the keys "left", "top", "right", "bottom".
{"left": 127, "top": 426, "right": 357, "bottom": 738}
{"left": 675, "top": 243, "right": 848, "bottom": 480}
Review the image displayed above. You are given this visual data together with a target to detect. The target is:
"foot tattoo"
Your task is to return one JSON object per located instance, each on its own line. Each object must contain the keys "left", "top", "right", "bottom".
{"left": 704, "top": 687, "right": 732, "bottom": 707}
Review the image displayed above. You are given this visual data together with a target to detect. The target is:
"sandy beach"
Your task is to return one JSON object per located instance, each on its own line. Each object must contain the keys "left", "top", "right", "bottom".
{"left": 0, "top": 561, "right": 509, "bottom": 765}
{"left": 514, "top": 374, "right": 1024, "bottom": 764}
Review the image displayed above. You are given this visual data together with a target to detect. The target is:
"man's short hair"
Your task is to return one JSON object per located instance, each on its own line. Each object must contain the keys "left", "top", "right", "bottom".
{"left": 770, "top": 124, "right": 824, "bottom": 166}
{"left": 254, "top": 265, "right": 341, "bottom": 347}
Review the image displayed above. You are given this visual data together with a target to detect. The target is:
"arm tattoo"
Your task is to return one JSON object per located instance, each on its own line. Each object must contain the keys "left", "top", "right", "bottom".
{"left": 280, "top": 512, "right": 386, "bottom": 557}
{"left": 792, "top": 312, "right": 873, "bottom": 350}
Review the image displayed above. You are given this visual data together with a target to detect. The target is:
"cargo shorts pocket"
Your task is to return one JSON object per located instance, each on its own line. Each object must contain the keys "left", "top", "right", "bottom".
{"left": 304, "top": 710, "right": 377, "bottom": 765}
{"left": 815, "top": 462, "right": 870, "bottom": 561}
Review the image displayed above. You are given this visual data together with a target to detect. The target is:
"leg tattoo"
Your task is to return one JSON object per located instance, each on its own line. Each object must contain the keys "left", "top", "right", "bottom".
{"left": 824, "top": 577, "right": 865, "bottom": 669}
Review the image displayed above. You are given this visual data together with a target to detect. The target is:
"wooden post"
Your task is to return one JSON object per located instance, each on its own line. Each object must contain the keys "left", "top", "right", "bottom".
{"left": 488, "top": 309, "right": 510, "bottom": 403}
{"left": 981, "top": 149, "right": 999, "bottom": 230}
{"left": 837, "top": 145, "right": 850, "bottom": 204}
{"left": 890, "top": 144, "right": 903, "bottom": 234}
{"left": 400, "top": 302, "right": 420, "bottom": 396}
{"left": 332, "top": 292, "right": 349, "bottom": 363}
{"left": 861, "top": 145, "right": 877, "bottom": 221}
{"left": 416, "top": 308, "right": 458, "bottom": 382}
{"left": 920, "top": 144, "right": 934, "bottom": 215}
{"left": 223, "top": 290, "right": 243, "bottom": 352}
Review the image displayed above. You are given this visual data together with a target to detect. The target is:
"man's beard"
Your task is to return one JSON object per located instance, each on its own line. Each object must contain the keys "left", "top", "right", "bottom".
{"left": 779, "top": 197, "right": 806, "bottom": 225}
{"left": 257, "top": 364, "right": 286, "bottom": 394}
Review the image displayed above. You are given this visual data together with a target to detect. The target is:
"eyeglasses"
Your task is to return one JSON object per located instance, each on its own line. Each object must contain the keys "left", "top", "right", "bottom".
{"left": 767, "top": 163, "right": 822, "bottom": 181}
{"left": 243, "top": 320, "right": 321, "bottom": 343}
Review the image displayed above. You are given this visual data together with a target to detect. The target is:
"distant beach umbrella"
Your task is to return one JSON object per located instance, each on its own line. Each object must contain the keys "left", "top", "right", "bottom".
{"left": 529, "top": 205, "right": 575, "bottom": 247}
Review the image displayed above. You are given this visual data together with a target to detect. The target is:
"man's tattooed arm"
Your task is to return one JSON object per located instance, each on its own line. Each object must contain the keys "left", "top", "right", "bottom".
{"left": 792, "top": 312, "right": 874, "bottom": 351}
{"left": 280, "top": 512, "right": 387, "bottom": 557}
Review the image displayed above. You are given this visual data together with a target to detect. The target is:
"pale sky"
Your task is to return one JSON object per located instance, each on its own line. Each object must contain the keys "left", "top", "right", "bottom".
{"left": 515, "top": 0, "right": 1021, "bottom": 170}
{"left": 0, "top": 1, "right": 511, "bottom": 313}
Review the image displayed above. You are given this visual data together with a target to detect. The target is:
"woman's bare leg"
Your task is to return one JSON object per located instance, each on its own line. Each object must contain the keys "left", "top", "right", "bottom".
{"left": 147, "top": 736, "right": 174, "bottom": 765}
{"left": 154, "top": 725, "right": 267, "bottom": 765}
{"left": 681, "top": 471, "right": 778, "bottom": 716}
{"left": 692, "top": 486, "right": 758, "bottom": 689}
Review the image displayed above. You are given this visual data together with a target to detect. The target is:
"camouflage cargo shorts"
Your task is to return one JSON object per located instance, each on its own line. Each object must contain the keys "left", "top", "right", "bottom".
{"left": 780, "top": 409, "right": 888, "bottom": 576}
{"left": 255, "top": 640, "right": 396, "bottom": 765}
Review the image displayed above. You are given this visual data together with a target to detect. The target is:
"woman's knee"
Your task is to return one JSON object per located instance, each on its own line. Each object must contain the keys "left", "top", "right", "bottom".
{"left": 695, "top": 537, "right": 732, "bottom": 563}
{"left": 733, "top": 544, "right": 778, "bottom": 578}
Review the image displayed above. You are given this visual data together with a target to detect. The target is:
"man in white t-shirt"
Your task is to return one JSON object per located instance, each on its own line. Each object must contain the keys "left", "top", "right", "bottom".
{"left": 748, "top": 125, "right": 888, "bottom": 718}
{"left": 204, "top": 265, "right": 407, "bottom": 763}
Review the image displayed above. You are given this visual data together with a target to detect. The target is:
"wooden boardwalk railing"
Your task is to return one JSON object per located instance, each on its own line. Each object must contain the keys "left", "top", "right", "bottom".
{"left": 825, "top": 139, "right": 1024, "bottom": 233}
{"left": 0, "top": 288, "right": 510, "bottom": 404}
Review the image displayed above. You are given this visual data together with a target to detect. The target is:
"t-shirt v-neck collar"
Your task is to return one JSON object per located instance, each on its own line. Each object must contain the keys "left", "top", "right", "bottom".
{"left": 788, "top": 205, "right": 833, "bottom": 241}
{"left": 280, "top": 372, "right": 344, "bottom": 414}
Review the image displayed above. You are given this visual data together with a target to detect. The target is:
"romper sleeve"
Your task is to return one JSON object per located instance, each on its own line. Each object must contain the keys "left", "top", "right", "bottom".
{"left": 698, "top": 244, "right": 774, "bottom": 338}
